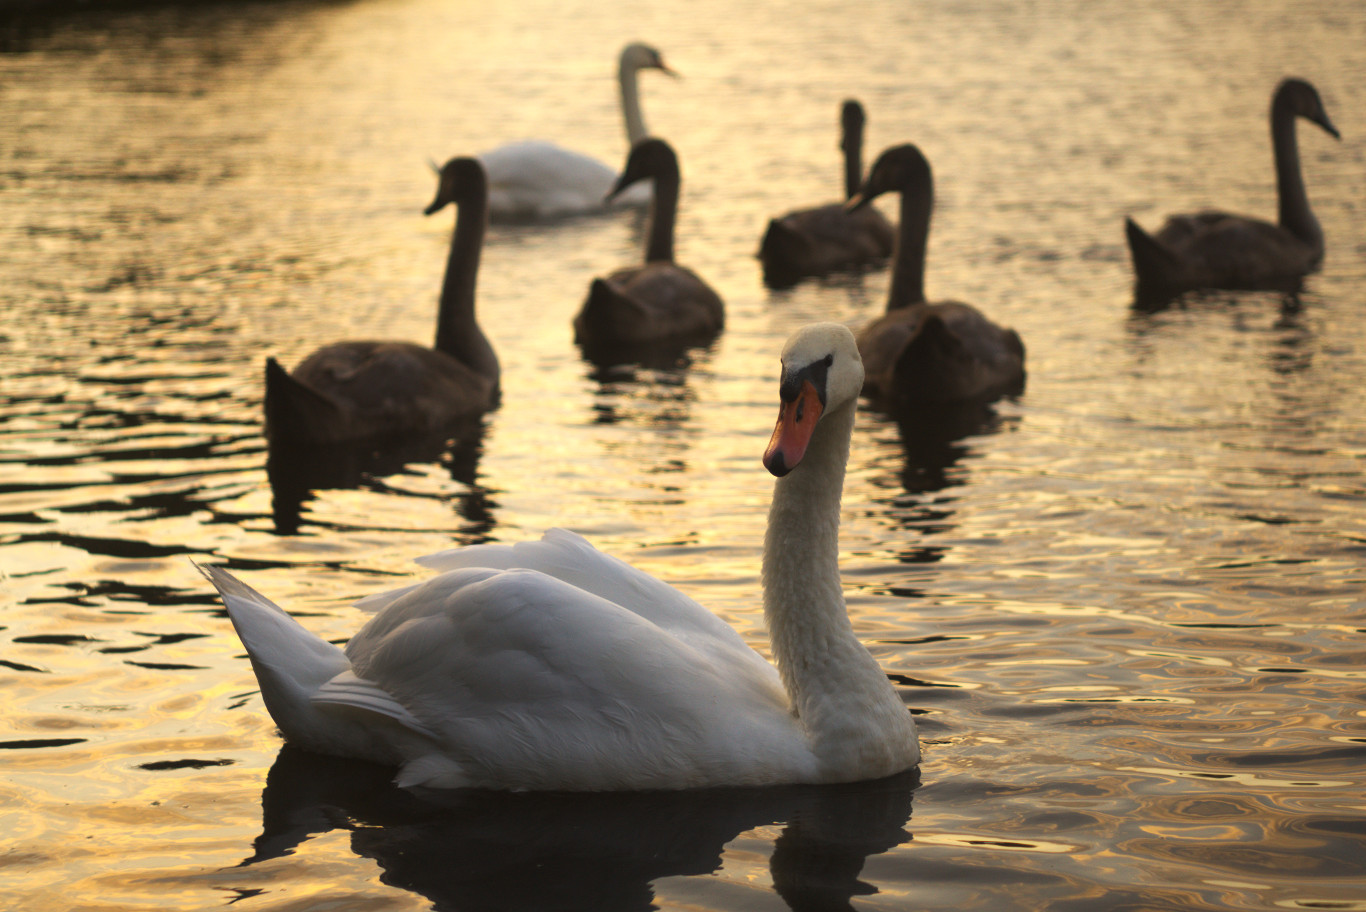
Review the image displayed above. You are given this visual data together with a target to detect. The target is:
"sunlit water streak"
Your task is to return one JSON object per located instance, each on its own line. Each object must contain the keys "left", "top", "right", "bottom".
{"left": 2, "top": 0, "right": 1365, "bottom": 910}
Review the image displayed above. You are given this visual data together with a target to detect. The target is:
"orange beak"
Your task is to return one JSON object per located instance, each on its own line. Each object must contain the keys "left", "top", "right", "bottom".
{"left": 763, "top": 380, "right": 824, "bottom": 477}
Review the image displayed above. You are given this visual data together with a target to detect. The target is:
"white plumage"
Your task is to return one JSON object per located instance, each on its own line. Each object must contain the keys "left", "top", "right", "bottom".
{"left": 478, "top": 43, "right": 675, "bottom": 220}
{"left": 204, "top": 323, "right": 920, "bottom": 791}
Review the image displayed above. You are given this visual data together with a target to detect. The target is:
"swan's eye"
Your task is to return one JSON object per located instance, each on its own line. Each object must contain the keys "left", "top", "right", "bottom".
{"left": 823, "top": 355, "right": 834, "bottom": 367}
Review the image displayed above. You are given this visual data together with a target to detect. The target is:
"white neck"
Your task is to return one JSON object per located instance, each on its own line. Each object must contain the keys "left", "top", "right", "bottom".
{"left": 761, "top": 400, "right": 919, "bottom": 777}
{"left": 619, "top": 58, "right": 649, "bottom": 146}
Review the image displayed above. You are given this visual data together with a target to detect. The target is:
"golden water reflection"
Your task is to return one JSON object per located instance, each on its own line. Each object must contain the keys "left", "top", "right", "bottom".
{"left": 2, "top": 0, "right": 1365, "bottom": 910}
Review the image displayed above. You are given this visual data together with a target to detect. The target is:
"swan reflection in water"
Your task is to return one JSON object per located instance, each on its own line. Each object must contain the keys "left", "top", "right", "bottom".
{"left": 886, "top": 398, "right": 1017, "bottom": 497}
{"left": 241, "top": 745, "right": 917, "bottom": 912}
{"left": 577, "top": 352, "right": 711, "bottom": 494}
{"left": 861, "top": 397, "right": 1019, "bottom": 568}
{"left": 266, "top": 417, "right": 493, "bottom": 538}
{"left": 579, "top": 333, "right": 717, "bottom": 374}
{"left": 586, "top": 356, "right": 703, "bottom": 423}
{"left": 1127, "top": 270, "right": 1313, "bottom": 314}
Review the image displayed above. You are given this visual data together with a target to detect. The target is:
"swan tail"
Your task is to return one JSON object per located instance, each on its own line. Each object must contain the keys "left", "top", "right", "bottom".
{"left": 587, "top": 277, "right": 649, "bottom": 316}
{"left": 893, "top": 315, "right": 1026, "bottom": 402}
{"left": 893, "top": 315, "right": 993, "bottom": 402}
{"left": 758, "top": 219, "right": 810, "bottom": 287}
{"left": 263, "top": 357, "right": 348, "bottom": 445}
{"left": 1124, "top": 217, "right": 1181, "bottom": 290}
{"left": 893, "top": 314, "right": 965, "bottom": 394}
{"left": 199, "top": 562, "right": 361, "bottom": 755}
{"left": 574, "top": 278, "right": 649, "bottom": 344}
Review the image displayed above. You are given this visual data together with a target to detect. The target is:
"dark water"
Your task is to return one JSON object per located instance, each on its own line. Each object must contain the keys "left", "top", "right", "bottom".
{"left": 2, "top": 1, "right": 1365, "bottom": 910}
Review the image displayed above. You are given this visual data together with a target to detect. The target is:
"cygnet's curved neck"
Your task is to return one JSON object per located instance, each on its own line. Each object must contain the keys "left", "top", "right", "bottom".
{"left": 761, "top": 401, "right": 898, "bottom": 753}
{"left": 887, "top": 173, "right": 932, "bottom": 308}
{"left": 644, "top": 156, "right": 680, "bottom": 264}
{"left": 842, "top": 115, "right": 865, "bottom": 199}
{"left": 620, "top": 56, "right": 650, "bottom": 147}
{"left": 1272, "top": 94, "right": 1321, "bottom": 251}
{"left": 434, "top": 189, "right": 498, "bottom": 382}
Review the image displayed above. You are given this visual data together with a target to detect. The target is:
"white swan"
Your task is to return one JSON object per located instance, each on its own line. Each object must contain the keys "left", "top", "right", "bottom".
{"left": 477, "top": 43, "right": 676, "bottom": 220}
{"left": 202, "top": 323, "right": 920, "bottom": 791}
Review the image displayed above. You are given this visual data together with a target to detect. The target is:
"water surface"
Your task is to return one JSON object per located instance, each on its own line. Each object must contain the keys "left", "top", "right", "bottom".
{"left": 2, "top": 1, "right": 1365, "bottom": 910}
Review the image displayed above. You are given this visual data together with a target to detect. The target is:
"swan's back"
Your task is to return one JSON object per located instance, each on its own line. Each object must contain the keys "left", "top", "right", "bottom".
{"left": 1151, "top": 210, "right": 1321, "bottom": 285}
{"left": 206, "top": 529, "right": 811, "bottom": 791}
{"left": 760, "top": 204, "right": 894, "bottom": 286}
{"left": 267, "top": 342, "right": 495, "bottom": 443}
{"left": 575, "top": 263, "right": 725, "bottom": 347}
{"left": 480, "top": 141, "right": 617, "bottom": 219}
{"left": 479, "top": 141, "right": 649, "bottom": 219}
{"left": 771, "top": 203, "right": 893, "bottom": 258}
{"left": 334, "top": 531, "right": 805, "bottom": 790}
{"left": 412, "top": 528, "right": 764, "bottom": 665}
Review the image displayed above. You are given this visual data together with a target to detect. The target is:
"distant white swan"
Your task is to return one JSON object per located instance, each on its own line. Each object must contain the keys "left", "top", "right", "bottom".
{"left": 478, "top": 42, "right": 676, "bottom": 220}
{"left": 202, "top": 322, "right": 921, "bottom": 791}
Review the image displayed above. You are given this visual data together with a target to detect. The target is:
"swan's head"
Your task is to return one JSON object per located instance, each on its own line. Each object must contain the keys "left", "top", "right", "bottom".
{"left": 608, "top": 137, "right": 678, "bottom": 201}
{"left": 846, "top": 143, "right": 932, "bottom": 212}
{"left": 840, "top": 99, "right": 866, "bottom": 151}
{"left": 621, "top": 42, "right": 678, "bottom": 79}
{"left": 763, "top": 323, "right": 864, "bottom": 477}
{"left": 425, "top": 157, "right": 488, "bottom": 216}
{"left": 1275, "top": 78, "right": 1340, "bottom": 140}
